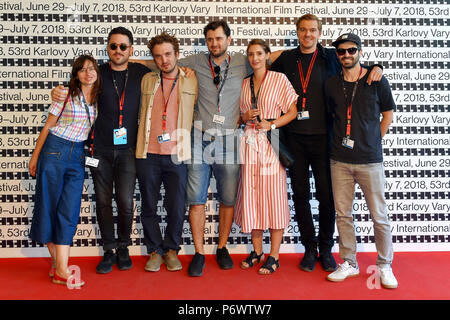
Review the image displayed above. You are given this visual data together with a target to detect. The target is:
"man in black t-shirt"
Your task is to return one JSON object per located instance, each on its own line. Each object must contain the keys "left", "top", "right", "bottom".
{"left": 270, "top": 14, "right": 382, "bottom": 273}
{"left": 52, "top": 27, "right": 151, "bottom": 274}
{"left": 324, "top": 33, "right": 397, "bottom": 289}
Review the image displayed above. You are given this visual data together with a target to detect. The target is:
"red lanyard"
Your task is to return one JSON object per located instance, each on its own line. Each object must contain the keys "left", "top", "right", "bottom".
{"left": 110, "top": 63, "right": 128, "bottom": 128}
{"left": 160, "top": 71, "right": 179, "bottom": 133}
{"left": 118, "top": 91, "right": 125, "bottom": 127}
{"left": 298, "top": 49, "right": 318, "bottom": 111}
{"left": 343, "top": 66, "right": 363, "bottom": 137}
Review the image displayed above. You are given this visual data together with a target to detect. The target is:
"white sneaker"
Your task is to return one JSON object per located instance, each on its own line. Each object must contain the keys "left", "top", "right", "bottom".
{"left": 379, "top": 265, "right": 398, "bottom": 289}
{"left": 327, "top": 261, "right": 359, "bottom": 282}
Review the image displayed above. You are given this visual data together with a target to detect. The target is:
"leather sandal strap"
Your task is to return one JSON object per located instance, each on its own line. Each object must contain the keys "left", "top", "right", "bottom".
{"left": 260, "top": 256, "right": 279, "bottom": 273}
{"left": 244, "top": 251, "right": 263, "bottom": 267}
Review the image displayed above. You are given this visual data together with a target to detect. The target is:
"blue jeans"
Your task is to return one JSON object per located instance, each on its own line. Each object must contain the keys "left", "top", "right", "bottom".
{"left": 136, "top": 154, "right": 187, "bottom": 255}
{"left": 186, "top": 129, "right": 240, "bottom": 206}
{"left": 89, "top": 147, "right": 136, "bottom": 251}
{"left": 30, "top": 133, "right": 85, "bottom": 245}
{"left": 330, "top": 160, "right": 394, "bottom": 267}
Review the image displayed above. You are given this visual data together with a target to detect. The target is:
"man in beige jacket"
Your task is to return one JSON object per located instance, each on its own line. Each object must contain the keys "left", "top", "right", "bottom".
{"left": 136, "top": 33, "right": 198, "bottom": 272}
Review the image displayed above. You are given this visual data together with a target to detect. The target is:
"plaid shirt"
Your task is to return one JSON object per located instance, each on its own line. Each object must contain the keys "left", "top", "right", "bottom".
{"left": 49, "top": 94, "right": 97, "bottom": 142}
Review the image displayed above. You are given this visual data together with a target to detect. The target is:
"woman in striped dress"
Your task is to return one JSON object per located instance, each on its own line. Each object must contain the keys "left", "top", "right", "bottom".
{"left": 29, "top": 55, "right": 100, "bottom": 287}
{"left": 235, "top": 39, "right": 298, "bottom": 274}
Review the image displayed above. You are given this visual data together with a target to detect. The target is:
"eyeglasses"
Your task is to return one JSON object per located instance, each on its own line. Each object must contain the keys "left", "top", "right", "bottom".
{"left": 213, "top": 66, "right": 221, "bottom": 85}
{"left": 336, "top": 47, "right": 359, "bottom": 56}
{"left": 109, "top": 43, "right": 131, "bottom": 51}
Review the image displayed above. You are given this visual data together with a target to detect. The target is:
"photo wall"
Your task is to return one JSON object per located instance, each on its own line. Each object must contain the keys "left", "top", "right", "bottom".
{"left": 0, "top": 0, "right": 449, "bottom": 257}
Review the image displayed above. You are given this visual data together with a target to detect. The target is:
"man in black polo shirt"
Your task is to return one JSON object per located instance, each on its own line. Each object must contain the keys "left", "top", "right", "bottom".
{"left": 270, "top": 14, "right": 383, "bottom": 272}
{"left": 52, "top": 27, "right": 151, "bottom": 274}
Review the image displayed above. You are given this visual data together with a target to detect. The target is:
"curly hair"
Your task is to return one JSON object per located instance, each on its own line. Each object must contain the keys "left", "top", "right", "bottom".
{"left": 147, "top": 32, "right": 180, "bottom": 56}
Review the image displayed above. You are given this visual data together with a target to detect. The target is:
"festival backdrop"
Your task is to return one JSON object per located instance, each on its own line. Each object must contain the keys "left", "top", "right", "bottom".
{"left": 0, "top": 0, "right": 449, "bottom": 257}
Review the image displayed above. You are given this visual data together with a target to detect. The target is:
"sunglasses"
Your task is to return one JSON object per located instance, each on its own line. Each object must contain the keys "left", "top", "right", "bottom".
{"left": 336, "top": 47, "right": 359, "bottom": 56}
{"left": 213, "top": 66, "right": 221, "bottom": 85}
{"left": 109, "top": 43, "right": 131, "bottom": 51}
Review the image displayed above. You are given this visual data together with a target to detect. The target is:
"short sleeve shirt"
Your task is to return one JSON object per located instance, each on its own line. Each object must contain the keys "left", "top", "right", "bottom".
{"left": 49, "top": 95, "right": 96, "bottom": 142}
{"left": 178, "top": 53, "right": 252, "bottom": 134}
{"left": 325, "top": 73, "right": 395, "bottom": 164}
{"left": 94, "top": 62, "right": 151, "bottom": 149}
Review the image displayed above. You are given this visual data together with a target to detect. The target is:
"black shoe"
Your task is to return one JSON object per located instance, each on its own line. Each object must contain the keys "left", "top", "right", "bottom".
{"left": 216, "top": 247, "right": 234, "bottom": 270}
{"left": 117, "top": 246, "right": 133, "bottom": 271}
{"left": 96, "top": 250, "right": 117, "bottom": 274}
{"left": 188, "top": 253, "right": 205, "bottom": 277}
{"left": 299, "top": 246, "right": 318, "bottom": 272}
{"left": 319, "top": 251, "right": 337, "bottom": 272}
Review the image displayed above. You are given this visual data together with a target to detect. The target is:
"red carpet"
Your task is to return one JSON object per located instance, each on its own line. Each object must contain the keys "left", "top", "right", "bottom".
{"left": 0, "top": 252, "right": 449, "bottom": 300}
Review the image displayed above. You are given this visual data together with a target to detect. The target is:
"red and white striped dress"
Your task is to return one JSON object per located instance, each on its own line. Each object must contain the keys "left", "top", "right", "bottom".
{"left": 235, "top": 71, "right": 298, "bottom": 233}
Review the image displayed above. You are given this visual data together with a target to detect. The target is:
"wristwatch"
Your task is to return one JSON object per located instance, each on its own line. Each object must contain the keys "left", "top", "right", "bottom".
{"left": 270, "top": 121, "right": 276, "bottom": 130}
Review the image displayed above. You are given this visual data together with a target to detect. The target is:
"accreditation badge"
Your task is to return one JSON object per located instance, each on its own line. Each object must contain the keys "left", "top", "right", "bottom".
{"left": 297, "top": 111, "right": 310, "bottom": 120}
{"left": 85, "top": 157, "right": 99, "bottom": 168}
{"left": 113, "top": 127, "right": 127, "bottom": 145}
{"left": 213, "top": 114, "right": 225, "bottom": 125}
{"left": 342, "top": 137, "right": 355, "bottom": 149}
{"left": 157, "top": 133, "right": 171, "bottom": 143}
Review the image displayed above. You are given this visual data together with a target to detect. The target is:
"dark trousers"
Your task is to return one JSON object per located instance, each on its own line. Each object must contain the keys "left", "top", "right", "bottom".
{"left": 286, "top": 133, "right": 335, "bottom": 252}
{"left": 136, "top": 154, "right": 187, "bottom": 255}
{"left": 90, "top": 147, "right": 136, "bottom": 251}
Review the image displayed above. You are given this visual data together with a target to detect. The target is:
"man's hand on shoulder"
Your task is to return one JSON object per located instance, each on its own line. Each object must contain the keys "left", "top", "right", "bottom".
{"left": 51, "top": 84, "right": 68, "bottom": 103}
{"left": 366, "top": 65, "right": 383, "bottom": 85}
{"left": 181, "top": 66, "right": 195, "bottom": 78}
{"left": 269, "top": 50, "right": 284, "bottom": 65}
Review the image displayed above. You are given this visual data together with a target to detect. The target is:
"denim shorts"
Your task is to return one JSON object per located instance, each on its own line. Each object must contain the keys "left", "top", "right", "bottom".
{"left": 29, "top": 133, "right": 85, "bottom": 245}
{"left": 186, "top": 129, "right": 240, "bottom": 206}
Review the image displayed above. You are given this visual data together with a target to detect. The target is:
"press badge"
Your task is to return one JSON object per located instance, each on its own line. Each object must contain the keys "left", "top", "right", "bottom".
{"left": 158, "top": 133, "right": 171, "bottom": 143}
{"left": 297, "top": 111, "right": 310, "bottom": 120}
{"left": 213, "top": 114, "right": 225, "bottom": 125}
{"left": 113, "top": 127, "right": 127, "bottom": 145}
{"left": 85, "top": 157, "right": 99, "bottom": 168}
{"left": 342, "top": 137, "right": 355, "bottom": 149}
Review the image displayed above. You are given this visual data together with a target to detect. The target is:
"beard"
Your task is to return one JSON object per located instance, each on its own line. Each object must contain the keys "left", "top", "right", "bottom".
{"left": 161, "top": 64, "right": 177, "bottom": 75}
{"left": 209, "top": 47, "right": 228, "bottom": 59}
{"left": 341, "top": 56, "right": 360, "bottom": 69}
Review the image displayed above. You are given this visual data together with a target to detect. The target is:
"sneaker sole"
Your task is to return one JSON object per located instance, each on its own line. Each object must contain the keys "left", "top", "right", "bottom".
{"left": 188, "top": 268, "right": 203, "bottom": 277}
{"left": 144, "top": 265, "right": 161, "bottom": 272}
{"left": 96, "top": 265, "right": 114, "bottom": 274}
{"left": 381, "top": 282, "right": 398, "bottom": 289}
{"left": 327, "top": 272, "right": 360, "bottom": 282}
{"left": 188, "top": 264, "right": 204, "bottom": 277}
{"left": 299, "top": 264, "right": 316, "bottom": 272}
{"left": 322, "top": 266, "right": 338, "bottom": 272}
{"left": 165, "top": 264, "right": 183, "bottom": 272}
{"left": 118, "top": 265, "right": 133, "bottom": 271}
{"left": 96, "top": 269, "right": 113, "bottom": 274}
